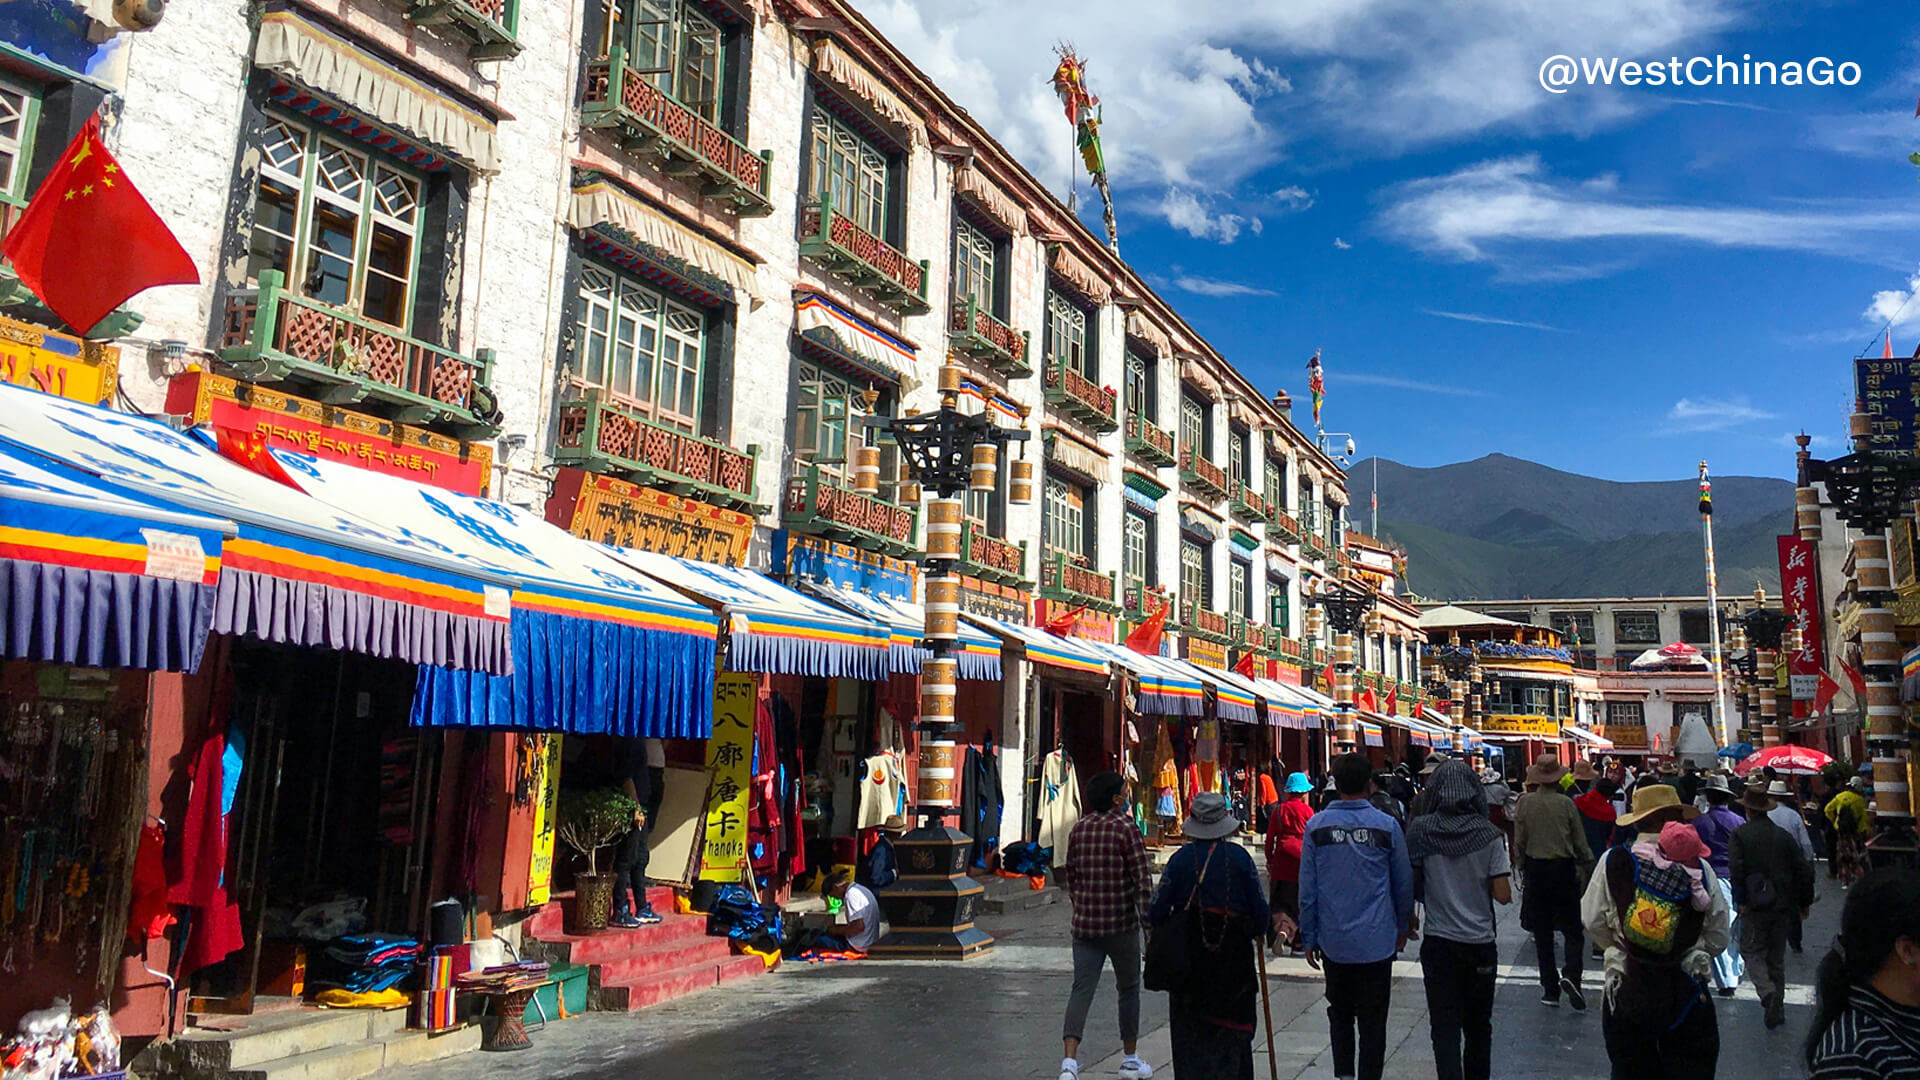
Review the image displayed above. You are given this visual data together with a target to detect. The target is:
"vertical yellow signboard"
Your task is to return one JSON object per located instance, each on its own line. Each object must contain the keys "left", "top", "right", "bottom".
{"left": 700, "top": 673, "right": 757, "bottom": 882}
{"left": 526, "top": 734, "right": 563, "bottom": 906}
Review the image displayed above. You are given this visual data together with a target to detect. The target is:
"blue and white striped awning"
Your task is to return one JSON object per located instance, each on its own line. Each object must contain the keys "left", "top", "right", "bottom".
{"left": 965, "top": 615, "right": 1109, "bottom": 679}
{"left": 805, "top": 581, "right": 1002, "bottom": 680}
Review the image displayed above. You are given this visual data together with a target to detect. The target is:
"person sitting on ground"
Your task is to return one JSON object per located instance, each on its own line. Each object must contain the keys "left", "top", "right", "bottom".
{"left": 1805, "top": 867, "right": 1920, "bottom": 1078}
{"left": 1655, "top": 821, "right": 1715, "bottom": 912}
{"left": 819, "top": 872, "right": 880, "bottom": 955}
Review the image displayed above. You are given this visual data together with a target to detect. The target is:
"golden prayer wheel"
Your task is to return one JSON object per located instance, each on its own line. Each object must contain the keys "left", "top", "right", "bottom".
{"left": 853, "top": 444, "right": 881, "bottom": 494}
{"left": 970, "top": 443, "right": 997, "bottom": 491}
{"left": 926, "top": 496, "right": 963, "bottom": 559}
{"left": 1009, "top": 459, "right": 1034, "bottom": 505}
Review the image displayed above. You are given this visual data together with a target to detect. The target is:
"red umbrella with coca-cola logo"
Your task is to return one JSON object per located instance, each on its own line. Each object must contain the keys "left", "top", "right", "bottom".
{"left": 1732, "top": 744, "right": 1834, "bottom": 777}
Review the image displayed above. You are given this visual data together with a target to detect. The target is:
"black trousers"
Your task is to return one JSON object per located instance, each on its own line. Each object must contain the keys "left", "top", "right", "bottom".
{"left": 612, "top": 826, "right": 652, "bottom": 914}
{"left": 1324, "top": 958, "right": 1393, "bottom": 1080}
{"left": 1534, "top": 924, "right": 1584, "bottom": 995}
{"left": 1601, "top": 983, "right": 1718, "bottom": 1079}
{"left": 1420, "top": 937, "right": 1497, "bottom": 1080}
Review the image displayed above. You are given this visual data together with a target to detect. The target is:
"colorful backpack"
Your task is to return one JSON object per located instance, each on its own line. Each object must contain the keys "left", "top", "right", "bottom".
{"left": 1620, "top": 852, "right": 1695, "bottom": 956}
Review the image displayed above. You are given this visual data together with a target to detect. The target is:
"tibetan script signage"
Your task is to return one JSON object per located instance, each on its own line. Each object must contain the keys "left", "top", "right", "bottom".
{"left": 1855, "top": 352, "right": 1920, "bottom": 457}
{"left": 548, "top": 467, "right": 754, "bottom": 565}
{"left": 1182, "top": 636, "right": 1229, "bottom": 671}
{"left": 166, "top": 371, "right": 492, "bottom": 494}
{"left": 1778, "top": 536, "right": 1826, "bottom": 704}
{"left": 699, "top": 673, "right": 757, "bottom": 882}
{"left": 0, "top": 313, "right": 119, "bottom": 406}
{"left": 960, "top": 576, "right": 1028, "bottom": 623}
{"left": 1601, "top": 725, "right": 1649, "bottom": 749}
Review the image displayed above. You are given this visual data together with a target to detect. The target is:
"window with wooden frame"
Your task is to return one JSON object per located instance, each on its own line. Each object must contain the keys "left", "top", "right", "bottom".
{"left": 0, "top": 78, "right": 40, "bottom": 208}
{"left": 1228, "top": 427, "right": 1250, "bottom": 488}
{"left": 1123, "top": 509, "right": 1155, "bottom": 596}
{"left": 608, "top": 0, "right": 728, "bottom": 124}
{"left": 1229, "top": 558, "right": 1250, "bottom": 621}
{"left": 808, "top": 109, "right": 889, "bottom": 240}
{"left": 1124, "top": 348, "right": 1156, "bottom": 423}
{"left": 792, "top": 360, "right": 895, "bottom": 494}
{"left": 1044, "top": 475, "right": 1090, "bottom": 559}
{"left": 1180, "top": 392, "right": 1210, "bottom": 459}
{"left": 574, "top": 263, "right": 706, "bottom": 432}
{"left": 1265, "top": 458, "right": 1285, "bottom": 510}
{"left": 1606, "top": 702, "right": 1646, "bottom": 728}
{"left": 1269, "top": 574, "right": 1291, "bottom": 633}
{"left": 246, "top": 116, "right": 424, "bottom": 331}
{"left": 952, "top": 216, "right": 996, "bottom": 311}
{"left": 1045, "top": 289, "right": 1090, "bottom": 378}
{"left": 1179, "top": 538, "right": 1210, "bottom": 611}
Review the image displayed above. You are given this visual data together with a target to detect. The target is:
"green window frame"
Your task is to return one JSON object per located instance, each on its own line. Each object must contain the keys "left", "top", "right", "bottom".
{"left": 611, "top": 0, "right": 727, "bottom": 124}
{"left": 1045, "top": 289, "right": 1090, "bottom": 378}
{"left": 793, "top": 360, "right": 895, "bottom": 494}
{"left": 0, "top": 77, "right": 41, "bottom": 207}
{"left": 1264, "top": 458, "right": 1284, "bottom": 509}
{"left": 575, "top": 262, "right": 706, "bottom": 433}
{"left": 1123, "top": 509, "right": 1154, "bottom": 596}
{"left": 1124, "top": 348, "right": 1155, "bottom": 423}
{"left": 1044, "top": 476, "right": 1089, "bottom": 559}
{"left": 1180, "top": 393, "right": 1209, "bottom": 459}
{"left": 1229, "top": 558, "right": 1250, "bottom": 620}
{"left": 1228, "top": 428, "right": 1249, "bottom": 488}
{"left": 1179, "top": 539, "right": 1209, "bottom": 610}
{"left": 246, "top": 115, "right": 425, "bottom": 331}
{"left": 809, "top": 109, "right": 888, "bottom": 239}
{"left": 952, "top": 216, "right": 994, "bottom": 310}
{"left": 1269, "top": 575, "right": 1291, "bottom": 633}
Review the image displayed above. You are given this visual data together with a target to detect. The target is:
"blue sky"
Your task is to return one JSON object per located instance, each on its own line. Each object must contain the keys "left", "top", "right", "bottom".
{"left": 869, "top": 0, "right": 1920, "bottom": 482}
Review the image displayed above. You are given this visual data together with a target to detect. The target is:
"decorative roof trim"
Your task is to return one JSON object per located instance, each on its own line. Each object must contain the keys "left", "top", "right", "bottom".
{"left": 1123, "top": 468, "right": 1169, "bottom": 502}
{"left": 810, "top": 38, "right": 927, "bottom": 146}
{"left": 1230, "top": 528, "right": 1259, "bottom": 553}
{"left": 1125, "top": 309, "right": 1173, "bottom": 359}
{"left": 568, "top": 181, "right": 761, "bottom": 302}
{"left": 953, "top": 165, "right": 1027, "bottom": 237}
{"left": 1047, "top": 244, "right": 1112, "bottom": 308}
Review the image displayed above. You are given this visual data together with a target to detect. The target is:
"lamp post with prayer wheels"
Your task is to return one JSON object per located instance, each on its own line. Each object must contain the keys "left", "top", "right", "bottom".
{"left": 860, "top": 357, "right": 1029, "bottom": 957}
{"left": 1308, "top": 575, "right": 1376, "bottom": 753}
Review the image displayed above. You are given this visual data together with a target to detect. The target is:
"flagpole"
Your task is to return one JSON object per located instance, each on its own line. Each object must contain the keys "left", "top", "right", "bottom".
{"left": 1700, "top": 461, "right": 1732, "bottom": 747}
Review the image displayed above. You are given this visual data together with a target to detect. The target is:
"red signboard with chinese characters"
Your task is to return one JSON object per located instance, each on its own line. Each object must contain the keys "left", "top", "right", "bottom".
{"left": 1778, "top": 536, "right": 1824, "bottom": 711}
{"left": 166, "top": 371, "right": 492, "bottom": 495}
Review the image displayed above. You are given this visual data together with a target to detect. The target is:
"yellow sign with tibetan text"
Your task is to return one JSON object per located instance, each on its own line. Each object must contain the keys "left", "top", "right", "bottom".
{"left": 0, "top": 314, "right": 119, "bottom": 406}
{"left": 1481, "top": 713, "right": 1561, "bottom": 737}
{"left": 699, "top": 673, "right": 757, "bottom": 882}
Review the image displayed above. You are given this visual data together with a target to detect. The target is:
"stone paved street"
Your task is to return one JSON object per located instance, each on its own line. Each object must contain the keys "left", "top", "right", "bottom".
{"left": 394, "top": 844, "right": 1847, "bottom": 1080}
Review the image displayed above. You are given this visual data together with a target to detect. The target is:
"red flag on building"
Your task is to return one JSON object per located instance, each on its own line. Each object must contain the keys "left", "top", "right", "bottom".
{"left": 1842, "top": 661, "right": 1868, "bottom": 702}
{"left": 1123, "top": 598, "right": 1169, "bottom": 654}
{"left": 1, "top": 115, "right": 197, "bottom": 333}
{"left": 1360, "top": 688, "right": 1378, "bottom": 713}
{"left": 1813, "top": 671, "right": 1841, "bottom": 716}
{"left": 1319, "top": 659, "right": 1336, "bottom": 694}
{"left": 1044, "top": 604, "right": 1086, "bottom": 638}
{"left": 213, "top": 425, "right": 304, "bottom": 491}
{"left": 1234, "top": 651, "right": 1256, "bottom": 678}
{"left": 1384, "top": 684, "right": 1398, "bottom": 715}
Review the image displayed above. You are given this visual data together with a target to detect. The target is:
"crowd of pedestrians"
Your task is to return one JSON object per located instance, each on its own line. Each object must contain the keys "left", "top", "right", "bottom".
{"left": 1052, "top": 746, "right": 1918, "bottom": 1080}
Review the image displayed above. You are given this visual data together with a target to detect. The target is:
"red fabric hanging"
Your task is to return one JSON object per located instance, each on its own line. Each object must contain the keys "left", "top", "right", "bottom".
{"left": 127, "top": 823, "right": 175, "bottom": 944}
{"left": 168, "top": 730, "right": 245, "bottom": 977}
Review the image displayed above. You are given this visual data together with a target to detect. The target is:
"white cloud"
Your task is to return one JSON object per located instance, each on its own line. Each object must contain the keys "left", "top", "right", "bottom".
{"left": 865, "top": 0, "right": 1734, "bottom": 197}
{"left": 1272, "top": 185, "right": 1314, "bottom": 210}
{"left": 1333, "top": 237, "right": 1353, "bottom": 250}
{"left": 1380, "top": 155, "right": 1920, "bottom": 261}
{"left": 1338, "top": 372, "right": 1492, "bottom": 397}
{"left": 1171, "top": 275, "right": 1279, "bottom": 297}
{"left": 1159, "top": 188, "right": 1254, "bottom": 243}
{"left": 1863, "top": 264, "right": 1920, "bottom": 339}
{"left": 1666, "top": 397, "right": 1777, "bottom": 432}
{"left": 1421, "top": 309, "right": 1564, "bottom": 332}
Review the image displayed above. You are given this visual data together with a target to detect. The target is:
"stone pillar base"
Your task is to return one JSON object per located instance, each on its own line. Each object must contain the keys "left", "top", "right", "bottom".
{"left": 869, "top": 823, "right": 994, "bottom": 960}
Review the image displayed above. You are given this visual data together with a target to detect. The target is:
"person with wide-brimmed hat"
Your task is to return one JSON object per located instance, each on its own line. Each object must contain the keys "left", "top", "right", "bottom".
{"left": 1693, "top": 773, "right": 1747, "bottom": 995}
{"left": 1764, "top": 780, "right": 1815, "bottom": 952}
{"left": 1513, "top": 754, "right": 1594, "bottom": 1009}
{"left": 1729, "top": 784, "right": 1816, "bottom": 1029}
{"left": 1580, "top": 783, "right": 1730, "bottom": 1077}
{"left": 1147, "top": 790, "right": 1271, "bottom": 1080}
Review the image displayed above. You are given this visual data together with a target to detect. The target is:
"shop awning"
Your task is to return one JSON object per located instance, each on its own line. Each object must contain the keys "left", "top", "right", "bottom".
{"left": 1203, "top": 666, "right": 1267, "bottom": 725}
{"left": 273, "top": 454, "right": 720, "bottom": 738}
{"left": 2, "top": 441, "right": 235, "bottom": 672}
{"left": 609, "top": 549, "right": 891, "bottom": 679}
{"left": 1251, "top": 679, "right": 1313, "bottom": 729}
{"left": 0, "top": 383, "right": 513, "bottom": 674}
{"left": 965, "top": 616, "right": 1110, "bottom": 679}
{"left": 806, "top": 581, "right": 1002, "bottom": 680}
{"left": 1360, "top": 718, "right": 1385, "bottom": 747}
{"left": 794, "top": 292, "right": 918, "bottom": 387}
{"left": 1902, "top": 644, "right": 1920, "bottom": 703}
{"left": 1081, "top": 641, "right": 1204, "bottom": 717}
{"left": 1562, "top": 724, "right": 1615, "bottom": 750}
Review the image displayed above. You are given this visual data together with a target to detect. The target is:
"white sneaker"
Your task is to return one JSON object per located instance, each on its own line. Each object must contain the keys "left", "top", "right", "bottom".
{"left": 1120, "top": 1057, "right": 1153, "bottom": 1079}
{"left": 1059, "top": 1059, "right": 1079, "bottom": 1080}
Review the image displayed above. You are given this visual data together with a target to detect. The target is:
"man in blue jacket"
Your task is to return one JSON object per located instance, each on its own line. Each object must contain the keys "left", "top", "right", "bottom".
{"left": 1300, "top": 752, "right": 1415, "bottom": 1080}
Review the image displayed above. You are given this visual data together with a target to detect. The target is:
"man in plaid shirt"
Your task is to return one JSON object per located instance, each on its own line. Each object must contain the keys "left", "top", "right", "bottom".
{"left": 1057, "top": 771, "right": 1154, "bottom": 1080}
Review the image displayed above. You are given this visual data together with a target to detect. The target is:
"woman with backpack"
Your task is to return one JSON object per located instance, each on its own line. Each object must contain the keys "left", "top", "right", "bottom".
{"left": 1805, "top": 867, "right": 1920, "bottom": 1077}
{"left": 1580, "top": 784, "right": 1731, "bottom": 1079}
{"left": 1825, "top": 776, "right": 1872, "bottom": 886}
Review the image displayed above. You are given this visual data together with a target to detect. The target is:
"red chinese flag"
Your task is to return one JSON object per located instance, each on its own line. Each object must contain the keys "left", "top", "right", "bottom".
{"left": 1123, "top": 598, "right": 1169, "bottom": 655}
{"left": 213, "top": 425, "right": 304, "bottom": 491}
{"left": 1842, "top": 661, "right": 1868, "bottom": 702}
{"left": 1361, "top": 688, "right": 1378, "bottom": 713}
{"left": 1319, "top": 659, "right": 1336, "bottom": 693}
{"left": 1234, "top": 651, "right": 1256, "bottom": 678}
{"left": 1044, "top": 604, "right": 1086, "bottom": 638}
{"left": 1384, "top": 684, "right": 1398, "bottom": 715}
{"left": 2, "top": 115, "right": 198, "bottom": 333}
{"left": 1813, "top": 671, "right": 1841, "bottom": 716}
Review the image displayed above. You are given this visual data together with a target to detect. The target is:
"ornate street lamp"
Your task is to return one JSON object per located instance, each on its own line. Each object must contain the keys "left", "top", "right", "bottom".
{"left": 1806, "top": 411, "right": 1920, "bottom": 862}
{"left": 1734, "top": 596, "right": 1790, "bottom": 748}
{"left": 862, "top": 359, "right": 1029, "bottom": 959}
{"left": 1308, "top": 577, "right": 1375, "bottom": 751}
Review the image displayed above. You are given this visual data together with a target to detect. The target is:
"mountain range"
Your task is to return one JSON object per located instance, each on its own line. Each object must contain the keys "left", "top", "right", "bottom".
{"left": 1354, "top": 454, "right": 1795, "bottom": 601}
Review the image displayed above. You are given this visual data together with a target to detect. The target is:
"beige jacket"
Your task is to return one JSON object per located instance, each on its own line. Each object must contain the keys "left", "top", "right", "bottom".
{"left": 1581, "top": 845, "right": 1732, "bottom": 1008}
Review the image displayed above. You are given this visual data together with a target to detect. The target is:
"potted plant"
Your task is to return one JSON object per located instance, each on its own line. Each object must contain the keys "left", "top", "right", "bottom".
{"left": 558, "top": 787, "right": 638, "bottom": 934}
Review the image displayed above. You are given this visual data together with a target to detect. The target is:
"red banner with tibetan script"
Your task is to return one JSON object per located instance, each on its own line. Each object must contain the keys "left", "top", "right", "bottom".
{"left": 1778, "top": 535, "right": 1824, "bottom": 714}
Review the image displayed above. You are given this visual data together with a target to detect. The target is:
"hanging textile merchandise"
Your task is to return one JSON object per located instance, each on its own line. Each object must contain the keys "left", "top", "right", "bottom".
{"left": 0, "top": 668, "right": 144, "bottom": 987}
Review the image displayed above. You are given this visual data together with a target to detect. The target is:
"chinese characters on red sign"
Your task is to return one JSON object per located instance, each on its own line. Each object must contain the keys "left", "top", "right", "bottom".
{"left": 1777, "top": 536, "right": 1824, "bottom": 713}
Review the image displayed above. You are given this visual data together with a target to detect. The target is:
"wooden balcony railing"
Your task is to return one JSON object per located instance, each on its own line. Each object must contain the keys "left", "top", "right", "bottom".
{"left": 1269, "top": 509, "right": 1301, "bottom": 543}
{"left": 1178, "top": 448, "right": 1228, "bottom": 501}
{"left": 1235, "top": 617, "right": 1275, "bottom": 654}
{"left": 219, "top": 270, "right": 500, "bottom": 439}
{"left": 1229, "top": 482, "right": 1269, "bottom": 523}
{"left": 1180, "top": 597, "right": 1233, "bottom": 643}
{"left": 958, "top": 520, "right": 1029, "bottom": 587}
{"left": 1124, "top": 412, "right": 1176, "bottom": 467}
{"left": 1042, "top": 355, "right": 1119, "bottom": 433}
{"left": 405, "top": 0, "right": 520, "bottom": 58}
{"left": 1040, "top": 550, "right": 1119, "bottom": 613}
{"left": 782, "top": 461, "right": 919, "bottom": 557}
{"left": 582, "top": 47, "right": 773, "bottom": 217}
{"left": 948, "top": 295, "right": 1029, "bottom": 378}
{"left": 799, "top": 195, "right": 930, "bottom": 315}
{"left": 1301, "top": 534, "right": 1329, "bottom": 561}
{"left": 1278, "top": 636, "right": 1306, "bottom": 663}
{"left": 554, "top": 389, "right": 760, "bottom": 509}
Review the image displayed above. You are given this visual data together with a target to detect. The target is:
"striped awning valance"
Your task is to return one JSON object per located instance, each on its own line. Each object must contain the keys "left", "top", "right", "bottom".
{"left": 954, "top": 166, "right": 1027, "bottom": 236}
{"left": 1049, "top": 245, "right": 1111, "bottom": 307}
{"left": 1125, "top": 310, "right": 1173, "bottom": 358}
{"left": 811, "top": 39, "right": 927, "bottom": 146}
{"left": 568, "top": 183, "right": 761, "bottom": 302}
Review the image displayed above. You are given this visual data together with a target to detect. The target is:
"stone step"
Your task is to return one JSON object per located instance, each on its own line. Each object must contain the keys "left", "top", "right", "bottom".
{"left": 523, "top": 910, "right": 710, "bottom": 967}
{"left": 523, "top": 887, "right": 676, "bottom": 938}
{"left": 374, "top": 1026, "right": 482, "bottom": 1070}
{"left": 596, "top": 953, "right": 765, "bottom": 1012}
{"left": 218, "top": 1039, "right": 389, "bottom": 1080}
{"left": 162, "top": 1007, "right": 402, "bottom": 1072}
{"left": 980, "top": 884, "right": 1062, "bottom": 914}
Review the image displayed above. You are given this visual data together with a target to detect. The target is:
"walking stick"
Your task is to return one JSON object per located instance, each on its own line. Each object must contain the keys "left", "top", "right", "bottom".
{"left": 1257, "top": 938, "right": 1279, "bottom": 1080}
